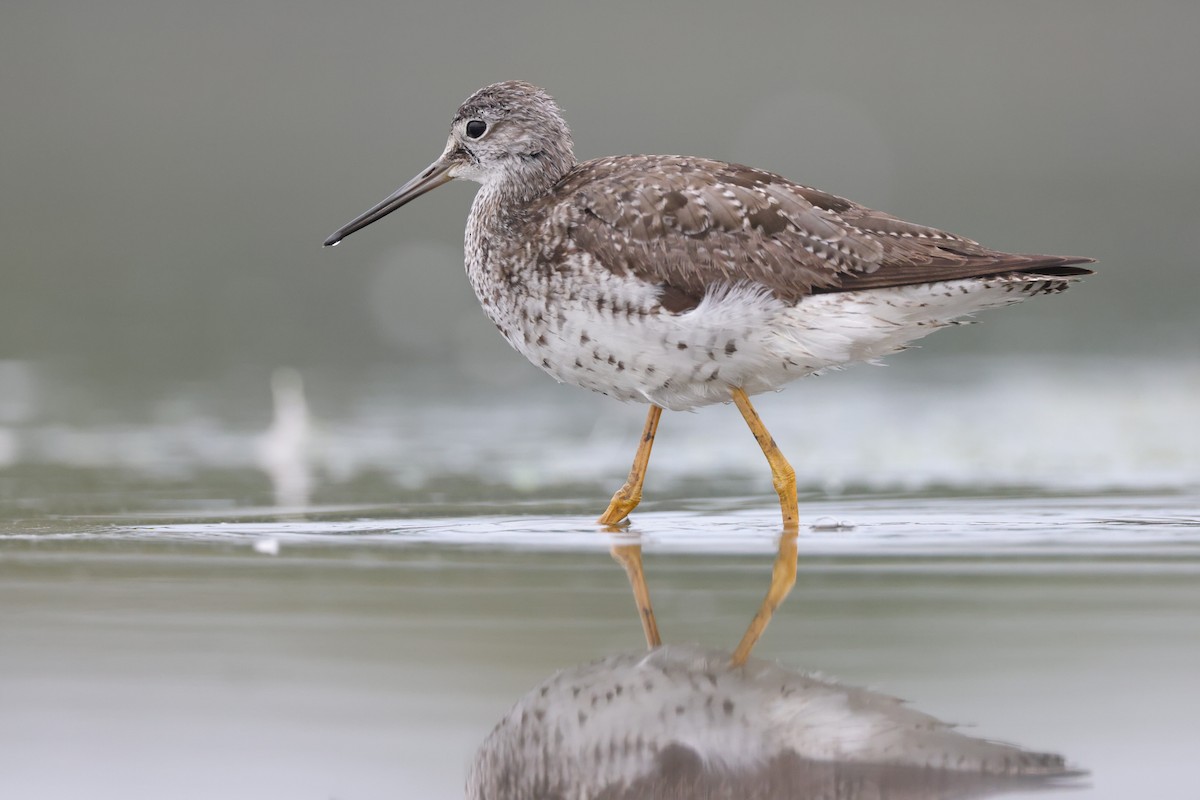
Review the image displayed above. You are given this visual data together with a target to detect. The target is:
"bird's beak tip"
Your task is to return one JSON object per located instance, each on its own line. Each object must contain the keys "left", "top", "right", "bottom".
{"left": 321, "top": 157, "right": 454, "bottom": 250}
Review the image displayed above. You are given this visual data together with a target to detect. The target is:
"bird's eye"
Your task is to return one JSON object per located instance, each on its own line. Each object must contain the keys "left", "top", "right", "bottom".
{"left": 465, "top": 120, "right": 487, "bottom": 139}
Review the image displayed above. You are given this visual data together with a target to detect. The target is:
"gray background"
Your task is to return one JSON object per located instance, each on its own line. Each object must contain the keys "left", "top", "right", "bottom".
{"left": 2, "top": 1, "right": 1196, "bottom": 400}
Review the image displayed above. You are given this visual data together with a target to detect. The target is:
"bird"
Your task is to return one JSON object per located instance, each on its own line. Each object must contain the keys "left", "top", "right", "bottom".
{"left": 324, "top": 80, "right": 1093, "bottom": 534}
{"left": 466, "top": 645, "right": 1079, "bottom": 800}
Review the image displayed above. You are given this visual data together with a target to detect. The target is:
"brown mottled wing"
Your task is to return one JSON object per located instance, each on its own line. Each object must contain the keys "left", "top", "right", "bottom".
{"left": 539, "top": 155, "right": 1091, "bottom": 305}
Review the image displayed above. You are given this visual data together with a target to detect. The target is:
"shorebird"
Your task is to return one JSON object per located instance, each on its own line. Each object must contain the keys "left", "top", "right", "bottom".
{"left": 325, "top": 81, "right": 1093, "bottom": 532}
{"left": 467, "top": 646, "right": 1078, "bottom": 800}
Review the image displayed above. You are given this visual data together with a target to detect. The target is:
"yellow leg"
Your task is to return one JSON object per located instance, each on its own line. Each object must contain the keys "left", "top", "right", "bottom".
{"left": 728, "top": 387, "right": 800, "bottom": 666}
{"left": 730, "top": 527, "right": 798, "bottom": 666}
{"left": 609, "top": 542, "right": 662, "bottom": 649}
{"left": 597, "top": 405, "right": 663, "bottom": 526}
{"left": 730, "top": 388, "right": 799, "bottom": 530}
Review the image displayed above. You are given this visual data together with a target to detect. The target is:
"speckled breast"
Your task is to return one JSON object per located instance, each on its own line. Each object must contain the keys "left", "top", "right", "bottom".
{"left": 465, "top": 228, "right": 803, "bottom": 411}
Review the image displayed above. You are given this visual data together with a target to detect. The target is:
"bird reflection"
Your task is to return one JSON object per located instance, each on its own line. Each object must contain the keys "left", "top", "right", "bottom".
{"left": 469, "top": 533, "right": 1079, "bottom": 799}
{"left": 468, "top": 645, "right": 1077, "bottom": 800}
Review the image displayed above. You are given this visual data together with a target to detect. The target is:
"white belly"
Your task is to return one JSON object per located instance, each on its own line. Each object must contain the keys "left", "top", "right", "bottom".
{"left": 474, "top": 258, "right": 1072, "bottom": 412}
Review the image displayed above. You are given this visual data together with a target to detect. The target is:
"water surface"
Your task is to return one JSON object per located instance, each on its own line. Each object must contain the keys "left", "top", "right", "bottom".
{"left": 1, "top": 359, "right": 1197, "bottom": 799}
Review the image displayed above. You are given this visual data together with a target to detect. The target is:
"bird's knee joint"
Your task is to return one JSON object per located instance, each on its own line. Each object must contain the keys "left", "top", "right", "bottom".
{"left": 772, "top": 465, "right": 796, "bottom": 492}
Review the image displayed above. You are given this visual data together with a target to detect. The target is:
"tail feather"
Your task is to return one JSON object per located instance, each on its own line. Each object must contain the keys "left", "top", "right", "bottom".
{"left": 819, "top": 254, "right": 1095, "bottom": 294}
{"left": 777, "top": 271, "right": 1086, "bottom": 367}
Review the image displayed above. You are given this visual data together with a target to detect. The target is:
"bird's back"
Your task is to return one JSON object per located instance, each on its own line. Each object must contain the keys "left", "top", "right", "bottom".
{"left": 523, "top": 154, "right": 1091, "bottom": 310}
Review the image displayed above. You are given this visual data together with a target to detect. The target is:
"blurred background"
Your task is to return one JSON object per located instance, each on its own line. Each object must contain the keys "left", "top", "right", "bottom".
{"left": 3, "top": 4, "right": 1199, "bottom": 799}
{"left": 1, "top": 0, "right": 1197, "bottom": 512}
{"left": 2, "top": 1, "right": 1197, "bottom": 381}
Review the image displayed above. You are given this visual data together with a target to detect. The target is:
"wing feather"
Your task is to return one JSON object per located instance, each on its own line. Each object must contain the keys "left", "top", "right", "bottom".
{"left": 531, "top": 155, "right": 1091, "bottom": 306}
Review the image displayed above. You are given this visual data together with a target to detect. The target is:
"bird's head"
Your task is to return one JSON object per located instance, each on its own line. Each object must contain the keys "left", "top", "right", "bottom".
{"left": 324, "top": 81, "right": 574, "bottom": 247}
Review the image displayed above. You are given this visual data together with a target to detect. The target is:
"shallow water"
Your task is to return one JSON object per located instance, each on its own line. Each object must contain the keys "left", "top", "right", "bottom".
{"left": 3, "top": 494, "right": 1198, "bottom": 799}
{"left": 1, "top": 358, "right": 1197, "bottom": 799}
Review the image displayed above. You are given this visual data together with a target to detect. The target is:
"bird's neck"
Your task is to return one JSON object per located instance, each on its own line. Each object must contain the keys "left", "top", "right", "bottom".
{"left": 482, "top": 150, "right": 577, "bottom": 209}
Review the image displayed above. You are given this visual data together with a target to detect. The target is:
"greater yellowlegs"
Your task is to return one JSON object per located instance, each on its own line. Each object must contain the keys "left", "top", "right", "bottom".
{"left": 325, "top": 81, "right": 1093, "bottom": 532}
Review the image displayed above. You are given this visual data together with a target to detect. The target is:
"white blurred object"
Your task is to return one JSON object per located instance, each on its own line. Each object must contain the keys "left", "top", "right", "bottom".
{"left": 252, "top": 537, "right": 280, "bottom": 556}
{"left": 254, "top": 367, "right": 314, "bottom": 508}
{"left": 810, "top": 516, "right": 855, "bottom": 532}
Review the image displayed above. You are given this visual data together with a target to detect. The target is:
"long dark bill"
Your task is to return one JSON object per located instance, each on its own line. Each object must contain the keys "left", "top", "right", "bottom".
{"left": 323, "top": 159, "right": 454, "bottom": 247}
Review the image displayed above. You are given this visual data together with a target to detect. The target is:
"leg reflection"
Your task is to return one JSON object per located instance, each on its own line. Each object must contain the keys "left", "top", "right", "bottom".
{"left": 609, "top": 525, "right": 798, "bottom": 664}
{"left": 609, "top": 540, "right": 662, "bottom": 650}
{"left": 730, "top": 526, "right": 799, "bottom": 667}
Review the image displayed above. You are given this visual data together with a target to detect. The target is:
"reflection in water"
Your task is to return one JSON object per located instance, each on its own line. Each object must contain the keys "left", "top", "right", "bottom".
{"left": 468, "top": 645, "right": 1077, "bottom": 800}
{"left": 609, "top": 541, "right": 663, "bottom": 649}
{"left": 729, "top": 527, "right": 798, "bottom": 666}
{"left": 471, "top": 535, "right": 1080, "bottom": 799}
{"left": 609, "top": 528, "right": 799, "bottom": 665}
